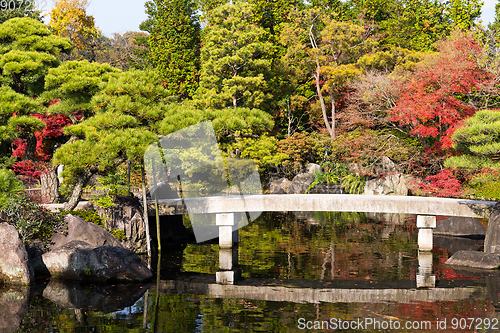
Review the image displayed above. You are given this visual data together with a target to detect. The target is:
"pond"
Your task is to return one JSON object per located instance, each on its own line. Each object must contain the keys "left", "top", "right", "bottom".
{"left": 2, "top": 212, "right": 499, "bottom": 332}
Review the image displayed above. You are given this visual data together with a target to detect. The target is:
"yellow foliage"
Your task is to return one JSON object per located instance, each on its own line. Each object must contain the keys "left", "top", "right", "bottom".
{"left": 49, "top": 0, "right": 101, "bottom": 56}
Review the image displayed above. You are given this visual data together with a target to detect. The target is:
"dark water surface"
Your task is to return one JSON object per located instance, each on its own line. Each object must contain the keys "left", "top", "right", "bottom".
{"left": 3, "top": 212, "right": 500, "bottom": 332}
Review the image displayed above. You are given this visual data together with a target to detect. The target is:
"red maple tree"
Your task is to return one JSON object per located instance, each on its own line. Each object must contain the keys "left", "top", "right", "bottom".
{"left": 389, "top": 32, "right": 492, "bottom": 154}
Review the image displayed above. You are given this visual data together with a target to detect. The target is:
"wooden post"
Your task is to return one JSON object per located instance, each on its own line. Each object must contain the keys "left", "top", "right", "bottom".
{"left": 141, "top": 166, "right": 152, "bottom": 261}
{"left": 155, "top": 193, "right": 161, "bottom": 252}
{"left": 127, "top": 160, "right": 131, "bottom": 197}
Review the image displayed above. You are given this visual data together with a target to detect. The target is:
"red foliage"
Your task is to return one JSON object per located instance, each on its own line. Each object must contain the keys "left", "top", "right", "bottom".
{"left": 11, "top": 160, "right": 51, "bottom": 184}
{"left": 416, "top": 169, "right": 462, "bottom": 197}
{"left": 12, "top": 113, "right": 72, "bottom": 161}
{"left": 389, "top": 32, "right": 492, "bottom": 153}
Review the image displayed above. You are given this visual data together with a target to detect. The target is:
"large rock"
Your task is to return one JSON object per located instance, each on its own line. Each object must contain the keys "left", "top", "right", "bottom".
{"left": 50, "top": 214, "right": 123, "bottom": 251}
{"left": 41, "top": 240, "right": 152, "bottom": 281}
{"left": 0, "top": 223, "right": 33, "bottom": 284}
{"left": 364, "top": 174, "right": 419, "bottom": 196}
{"left": 84, "top": 195, "right": 149, "bottom": 252}
{"left": 269, "top": 177, "right": 291, "bottom": 194}
{"left": 287, "top": 173, "right": 315, "bottom": 194}
{"left": 434, "top": 216, "right": 486, "bottom": 237}
{"left": 485, "top": 202, "right": 500, "bottom": 254}
{"left": 0, "top": 285, "right": 30, "bottom": 333}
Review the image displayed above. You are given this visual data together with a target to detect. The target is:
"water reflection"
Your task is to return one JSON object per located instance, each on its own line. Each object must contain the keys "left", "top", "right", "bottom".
{"left": 3, "top": 211, "right": 500, "bottom": 332}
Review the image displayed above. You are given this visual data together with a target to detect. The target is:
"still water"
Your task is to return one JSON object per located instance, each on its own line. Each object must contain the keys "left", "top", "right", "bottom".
{"left": 3, "top": 212, "right": 499, "bottom": 332}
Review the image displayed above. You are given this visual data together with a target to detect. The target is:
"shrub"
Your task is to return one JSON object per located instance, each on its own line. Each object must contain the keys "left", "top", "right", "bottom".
{"left": 277, "top": 132, "right": 315, "bottom": 168}
{"left": 59, "top": 209, "right": 105, "bottom": 226}
{"left": 2, "top": 195, "right": 66, "bottom": 249}
{"left": 464, "top": 168, "right": 500, "bottom": 200}
{"left": 414, "top": 169, "right": 462, "bottom": 197}
{"left": 0, "top": 168, "right": 24, "bottom": 209}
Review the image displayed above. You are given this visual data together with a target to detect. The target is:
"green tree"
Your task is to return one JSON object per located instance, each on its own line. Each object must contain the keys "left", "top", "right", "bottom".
{"left": 0, "top": 17, "right": 72, "bottom": 95}
{"left": 0, "top": 168, "right": 24, "bottom": 208}
{"left": 380, "top": 0, "right": 450, "bottom": 51}
{"left": 149, "top": 0, "right": 201, "bottom": 99}
{"left": 0, "top": 17, "right": 71, "bottom": 160}
{"left": 54, "top": 67, "right": 274, "bottom": 209}
{"left": 39, "top": 60, "right": 121, "bottom": 123}
{"left": 53, "top": 69, "right": 169, "bottom": 209}
{"left": 447, "top": 0, "right": 482, "bottom": 30}
{"left": 445, "top": 109, "right": 500, "bottom": 170}
{"left": 249, "top": 0, "right": 304, "bottom": 35}
{"left": 194, "top": 2, "right": 273, "bottom": 109}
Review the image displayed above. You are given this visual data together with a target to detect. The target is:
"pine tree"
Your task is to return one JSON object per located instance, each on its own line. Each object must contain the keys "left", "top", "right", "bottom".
{"left": 445, "top": 109, "right": 500, "bottom": 170}
{"left": 0, "top": 17, "right": 71, "bottom": 160}
{"left": 149, "top": 0, "right": 201, "bottom": 99}
{"left": 40, "top": 60, "right": 121, "bottom": 123}
{"left": 194, "top": 1, "right": 273, "bottom": 109}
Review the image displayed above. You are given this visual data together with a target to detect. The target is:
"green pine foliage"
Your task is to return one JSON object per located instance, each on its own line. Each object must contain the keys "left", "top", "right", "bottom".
{"left": 445, "top": 109, "right": 500, "bottom": 170}
{"left": 53, "top": 69, "right": 168, "bottom": 203}
{"left": 194, "top": 1, "right": 273, "bottom": 109}
{"left": 40, "top": 60, "right": 121, "bottom": 123}
{"left": 0, "top": 17, "right": 72, "bottom": 95}
{"left": 149, "top": 0, "right": 201, "bottom": 99}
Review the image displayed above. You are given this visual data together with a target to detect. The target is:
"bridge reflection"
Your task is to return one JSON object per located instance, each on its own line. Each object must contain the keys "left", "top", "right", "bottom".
{"left": 158, "top": 273, "right": 485, "bottom": 304}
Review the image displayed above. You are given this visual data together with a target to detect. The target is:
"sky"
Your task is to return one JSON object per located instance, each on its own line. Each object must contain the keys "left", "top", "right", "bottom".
{"left": 42, "top": 0, "right": 498, "bottom": 38}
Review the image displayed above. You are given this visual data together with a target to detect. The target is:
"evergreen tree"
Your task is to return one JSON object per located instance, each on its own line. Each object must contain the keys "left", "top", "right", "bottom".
{"left": 194, "top": 1, "right": 273, "bottom": 109}
{"left": 149, "top": 0, "right": 201, "bottom": 99}
{"left": 39, "top": 60, "right": 121, "bottom": 123}
{"left": 53, "top": 69, "right": 170, "bottom": 209}
{"left": 447, "top": 0, "right": 482, "bottom": 30}
{"left": 380, "top": 0, "right": 450, "bottom": 51}
{"left": 0, "top": 17, "right": 71, "bottom": 160}
{"left": 0, "top": 18, "right": 72, "bottom": 96}
{"left": 445, "top": 109, "right": 500, "bottom": 170}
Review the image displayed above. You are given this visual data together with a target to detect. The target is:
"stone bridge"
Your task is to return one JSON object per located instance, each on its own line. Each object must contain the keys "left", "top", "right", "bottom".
{"left": 147, "top": 194, "right": 496, "bottom": 250}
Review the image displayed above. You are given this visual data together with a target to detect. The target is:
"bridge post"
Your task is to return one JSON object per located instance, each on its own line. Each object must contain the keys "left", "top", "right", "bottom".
{"left": 217, "top": 213, "right": 236, "bottom": 248}
{"left": 216, "top": 213, "right": 241, "bottom": 284}
{"left": 417, "top": 215, "right": 436, "bottom": 251}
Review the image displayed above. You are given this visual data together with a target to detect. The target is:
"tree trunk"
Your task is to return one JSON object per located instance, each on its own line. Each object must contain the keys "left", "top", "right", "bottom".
{"left": 23, "top": 133, "right": 37, "bottom": 161}
{"left": 64, "top": 169, "right": 94, "bottom": 211}
{"left": 40, "top": 168, "right": 61, "bottom": 203}
{"left": 314, "top": 63, "right": 334, "bottom": 138}
{"left": 329, "top": 89, "right": 336, "bottom": 139}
